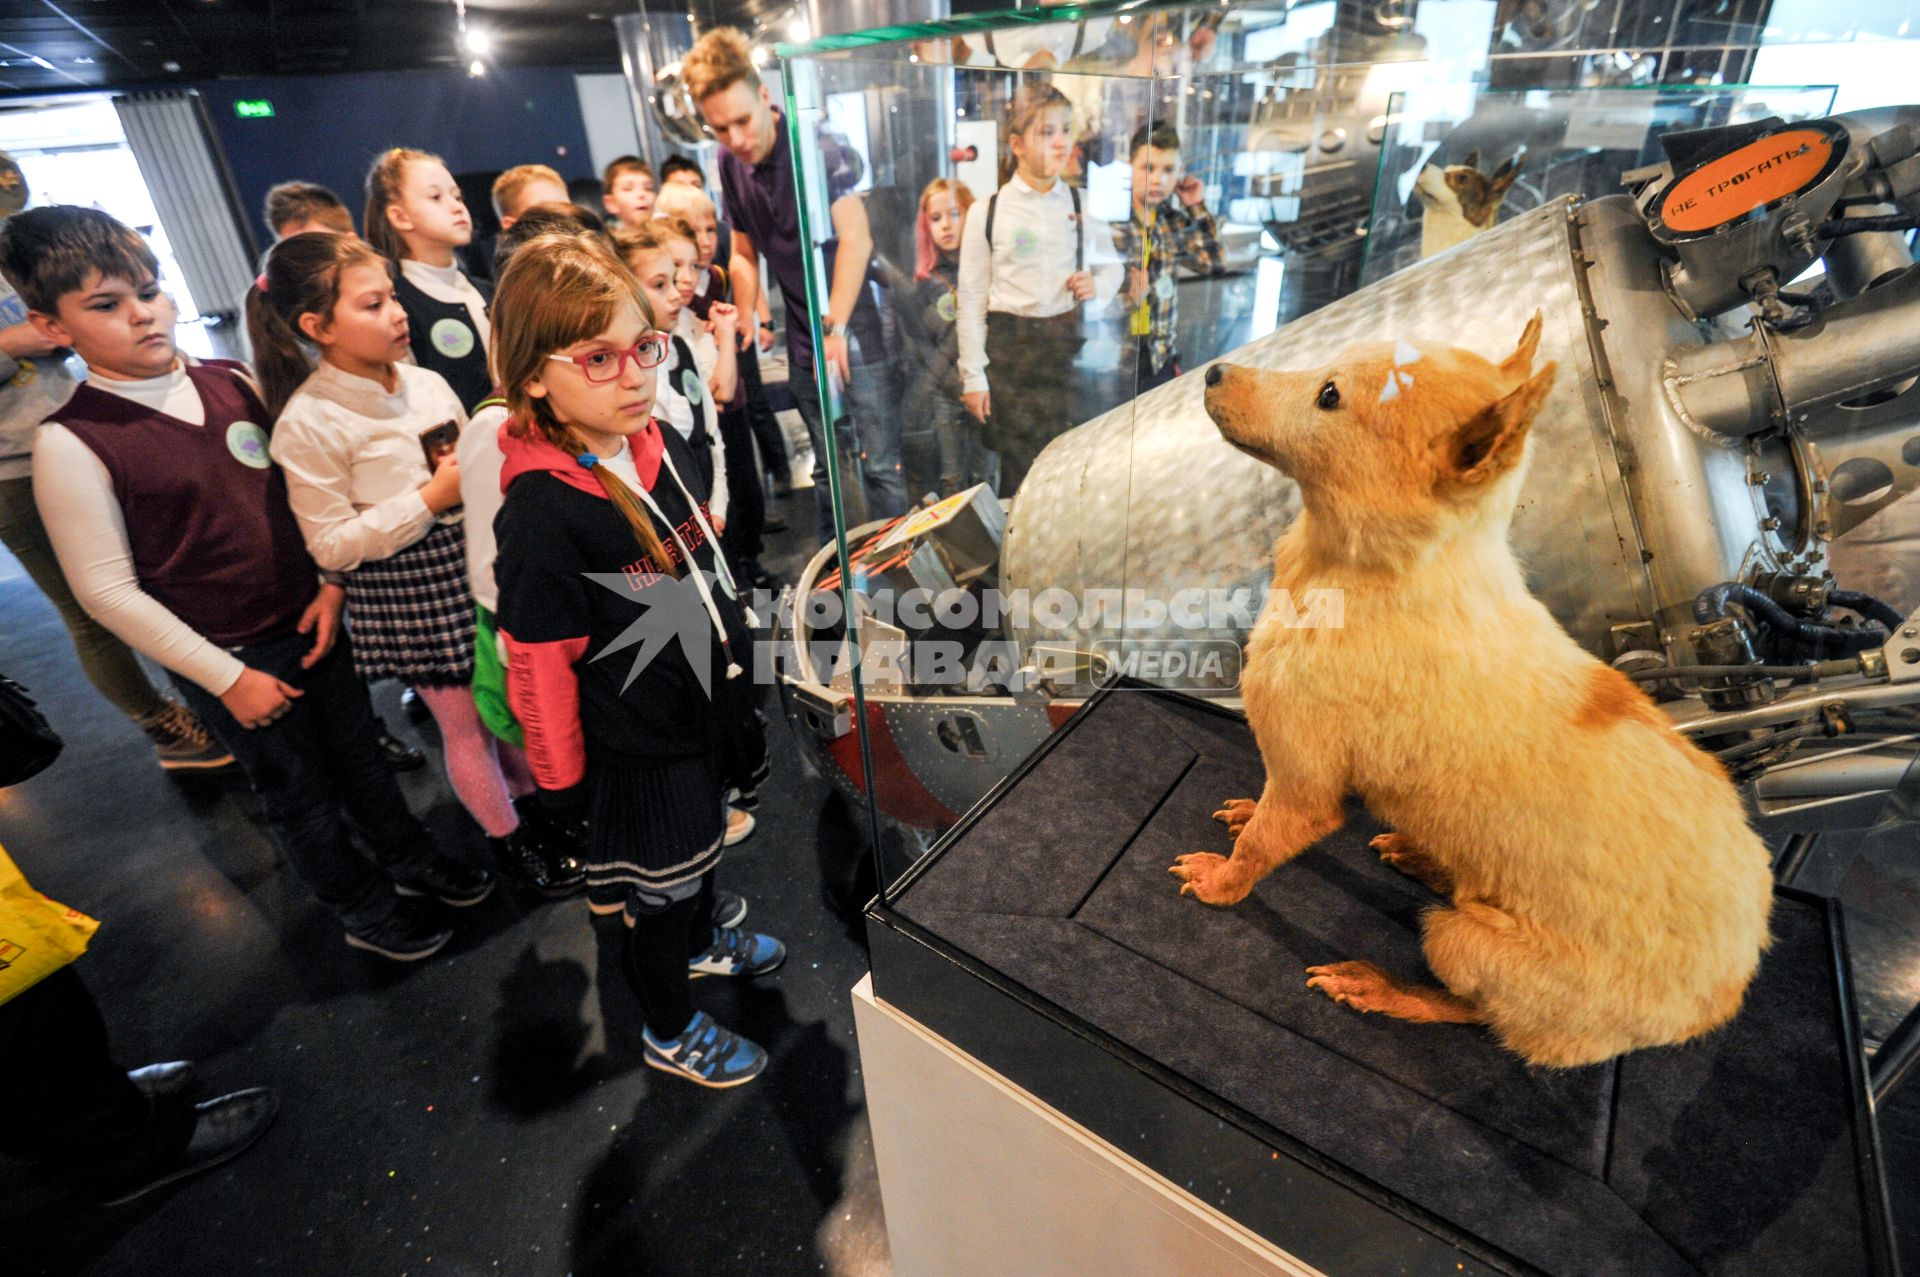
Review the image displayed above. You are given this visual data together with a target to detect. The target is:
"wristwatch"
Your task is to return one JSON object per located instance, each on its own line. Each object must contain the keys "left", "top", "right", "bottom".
{"left": 825, "top": 320, "right": 848, "bottom": 339}
{"left": 759, "top": 319, "right": 774, "bottom": 330}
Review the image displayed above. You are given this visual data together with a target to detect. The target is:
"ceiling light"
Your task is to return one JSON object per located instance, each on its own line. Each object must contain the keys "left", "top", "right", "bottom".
{"left": 467, "top": 58, "right": 485, "bottom": 77}
{"left": 28, "top": 54, "right": 55, "bottom": 71}
{"left": 464, "top": 27, "right": 490, "bottom": 56}
{"left": 787, "top": 16, "right": 811, "bottom": 41}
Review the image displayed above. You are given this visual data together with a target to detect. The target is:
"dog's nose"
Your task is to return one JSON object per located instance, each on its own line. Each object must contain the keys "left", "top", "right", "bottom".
{"left": 1205, "top": 364, "right": 1225, "bottom": 387}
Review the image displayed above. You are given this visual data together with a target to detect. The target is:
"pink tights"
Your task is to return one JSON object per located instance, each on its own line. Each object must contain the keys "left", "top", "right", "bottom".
{"left": 414, "top": 684, "right": 534, "bottom": 838}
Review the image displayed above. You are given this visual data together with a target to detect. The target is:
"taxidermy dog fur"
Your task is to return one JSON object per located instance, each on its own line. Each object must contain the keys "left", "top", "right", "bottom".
{"left": 1415, "top": 151, "right": 1522, "bottom": 258}
{"left": 1172, "top": 316, "right": 1774, "bottom": 1068}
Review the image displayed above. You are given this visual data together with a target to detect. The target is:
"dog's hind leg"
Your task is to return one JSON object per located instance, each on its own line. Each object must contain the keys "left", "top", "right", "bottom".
{"left": 1370, "top": 832, "right": 1455, "bottom": 896}
{"left": 1305, "top": 960, "right": 1480, "bottom": 1024}
{"left": 1213, "top": 799, "right": 1258, "bottom": 840}
{"left": 1172, "top": 790, "right": 1344, "bottom": 906}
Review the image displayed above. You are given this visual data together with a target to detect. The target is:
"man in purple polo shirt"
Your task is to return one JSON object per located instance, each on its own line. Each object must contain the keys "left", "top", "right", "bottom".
{"left": 684, "top": 26, "right": 907, "bottom": 540}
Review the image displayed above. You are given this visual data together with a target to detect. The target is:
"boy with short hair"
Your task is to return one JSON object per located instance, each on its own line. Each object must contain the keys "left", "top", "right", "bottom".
{"left": 490, "top": 163, "right": 570, "bottom": 231}
{"left": 0, "top": 205, "right": 484, "bottom": 961}
{"left": 601, "top": 156, "right": 657, "bottom": 229}
{"left": 659, "top": 154, "right": 705, "bottom": 189}
{"left": 263, "top": 180, "right": 355, "bottom": 240}
{"left": 1113, "top": 122, "right": 1223, "bottom": 393}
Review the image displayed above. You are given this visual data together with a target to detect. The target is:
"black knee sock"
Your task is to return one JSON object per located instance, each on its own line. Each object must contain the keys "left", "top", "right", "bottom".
{"left": 688, "top": 871, "right": 717, "bottom": 957}
{"left": 628, "top": 896, "right": 698, "bottom": 1040}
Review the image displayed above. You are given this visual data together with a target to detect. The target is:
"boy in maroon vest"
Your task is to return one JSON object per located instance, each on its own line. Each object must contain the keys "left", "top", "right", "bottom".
{"left": 0, "top": 206, "right": 489, "bottom": 961}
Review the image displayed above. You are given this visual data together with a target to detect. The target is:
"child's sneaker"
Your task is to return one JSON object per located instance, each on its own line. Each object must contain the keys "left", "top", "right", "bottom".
{"left": 343, "top": 901, "right": 452, "bottom": 961}
{"left": 139, "top": 701, "right": 233, "bottom": 771}
{"left": 723, "top": 808, "right": 755, "bottom": 846}
{"left": 391, "top": 858, "right": 495, "bottom": 907}
{"left": 688, "top": 926, "right": 785, "bottom": 979}
{"left": 643, "top": 1011, "right": 767, "bottom": 1088}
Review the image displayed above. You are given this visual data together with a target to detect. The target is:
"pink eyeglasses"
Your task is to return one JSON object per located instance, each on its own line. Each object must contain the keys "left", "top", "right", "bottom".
{"left": 547, "top": 332, "right": 670, "bottom": 384}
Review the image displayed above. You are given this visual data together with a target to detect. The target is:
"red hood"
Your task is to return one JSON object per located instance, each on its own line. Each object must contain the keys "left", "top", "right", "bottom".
{"left": 497, "top": 415, "right": 664, "bottom": 497}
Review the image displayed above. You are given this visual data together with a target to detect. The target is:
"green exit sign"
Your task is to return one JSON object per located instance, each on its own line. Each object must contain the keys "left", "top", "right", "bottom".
{"left": 233, "top": 99, "right": 274, "bottom": 119}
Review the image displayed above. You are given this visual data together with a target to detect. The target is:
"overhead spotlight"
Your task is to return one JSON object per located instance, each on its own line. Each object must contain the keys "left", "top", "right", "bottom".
{"left": 464, "top": 27, "right": 491, "bottom": 56}
{"left": 787, "top": 16, "right": 811, "bottom": 42}
{"left": 467, "top": 58, "right": 485, "bottom": 77}
{"left": 751, "top": 46, "right": 770, "bottom": 66}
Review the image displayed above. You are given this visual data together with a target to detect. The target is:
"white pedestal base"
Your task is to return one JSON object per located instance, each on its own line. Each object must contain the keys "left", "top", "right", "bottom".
{"left": 852, "top": 973, "right": 1323, "bottom": 1277}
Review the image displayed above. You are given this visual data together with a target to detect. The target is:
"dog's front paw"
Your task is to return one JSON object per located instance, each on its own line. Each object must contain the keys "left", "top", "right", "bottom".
{"left": 1169, "top": 852, "right": 1252, "bottom": 905}
{"left": 1306, "top": 961, "right": 1398, "bottom": 1013}
{"left": 1212, "top": 798, "right": 1258, "bottom": 841}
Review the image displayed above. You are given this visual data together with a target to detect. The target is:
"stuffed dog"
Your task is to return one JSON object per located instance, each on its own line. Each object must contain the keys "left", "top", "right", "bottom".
{"left": 1414, "top": 151, "right": 1523, "bottom": 258}
{"left": 1171, "top": 315, "right": 1774, "bottom": 1068}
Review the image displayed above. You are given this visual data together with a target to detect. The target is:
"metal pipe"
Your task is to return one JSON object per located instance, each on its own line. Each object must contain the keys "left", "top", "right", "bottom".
{"left": 1872, "top": 998, "right": 1920, "bottom": 1105}
{"left": 1665, "top": 263, "right": 1920, "bottom": 436}
{"left": 1773, "top": 830, "right": 1820, "bottom": 885}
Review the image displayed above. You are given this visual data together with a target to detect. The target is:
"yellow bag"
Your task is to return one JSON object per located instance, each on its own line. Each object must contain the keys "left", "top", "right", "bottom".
{"left": 0, "top": 841, "right": 99, "bottom": 1007}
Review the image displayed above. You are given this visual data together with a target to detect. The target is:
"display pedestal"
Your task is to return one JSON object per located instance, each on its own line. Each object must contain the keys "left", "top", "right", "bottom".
{"left": 852, "top": 974, "right": 1318, "bottom": 1277}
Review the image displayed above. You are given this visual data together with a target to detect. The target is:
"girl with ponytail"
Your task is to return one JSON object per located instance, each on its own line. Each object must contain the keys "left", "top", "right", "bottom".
{"left": 256, "top": 230, "right": 545, "bottom": 904}
{"left": 491, "top": 233, "right": 782, "bottom": 1090}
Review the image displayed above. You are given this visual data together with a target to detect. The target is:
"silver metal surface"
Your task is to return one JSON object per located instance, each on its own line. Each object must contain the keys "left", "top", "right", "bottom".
{"left": 1003, "top": 197, "right": 1650, "bottom": 674}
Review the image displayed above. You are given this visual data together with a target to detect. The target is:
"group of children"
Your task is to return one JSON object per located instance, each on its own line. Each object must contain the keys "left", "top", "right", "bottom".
{"left": 0, "top": 142, "right": 787, "bottom": 1088}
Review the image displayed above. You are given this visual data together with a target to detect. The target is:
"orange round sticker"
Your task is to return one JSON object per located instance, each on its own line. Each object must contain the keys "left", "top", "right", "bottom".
{"left": 1658, "top": 128, "right": 1837, "bottom": 233}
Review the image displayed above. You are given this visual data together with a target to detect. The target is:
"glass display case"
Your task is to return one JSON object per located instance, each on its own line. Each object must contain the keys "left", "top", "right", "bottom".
{"left": 761, "top": 4, "right": 1914, "bottom": 1270}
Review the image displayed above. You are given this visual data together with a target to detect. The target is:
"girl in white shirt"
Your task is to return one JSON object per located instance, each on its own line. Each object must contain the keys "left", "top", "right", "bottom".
{"left": 956, "top": 80, "right": 1122, "bottom": 494}
{"left": 252, "top": 232, "right": 553, "bottom": 891}
{"left": 365, "top": 147, "right": 495, "bottom": 414}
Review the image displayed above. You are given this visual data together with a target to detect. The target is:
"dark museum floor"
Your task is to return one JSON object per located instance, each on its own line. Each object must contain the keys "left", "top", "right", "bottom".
{"left": 2, "top": 469, "right": 1919, "bottom": 1274}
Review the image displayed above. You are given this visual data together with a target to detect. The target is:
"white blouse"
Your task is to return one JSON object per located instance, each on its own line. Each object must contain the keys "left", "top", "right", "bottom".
{"left": 270, "top": 360, "right": 467, "bottom": 574}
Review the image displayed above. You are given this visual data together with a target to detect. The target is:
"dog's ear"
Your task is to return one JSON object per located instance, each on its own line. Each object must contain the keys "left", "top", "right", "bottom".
{"left": 1462, "top": 148, "right": 1481, "bottom": 173}
{"left": 1499, "top": 310, "right": 1544, "bottom": 382}
{"left": 1489, "top": 153, "right": 1523, "bottom": 201}
{"left": 1445, "top": 361, "right": 1557, "bottom": 485}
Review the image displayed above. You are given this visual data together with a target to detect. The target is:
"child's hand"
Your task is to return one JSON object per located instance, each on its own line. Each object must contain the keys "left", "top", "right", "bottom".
{"left": 707, "top": 301, "right": 739, "bottom": 336}
{"left": 1125, "top": 265, "right": 1148, "bottom": 305}
{"left": 1067, "top": 271, "right": 1096, "bottom": 302}
{"left": 221, "top": 666, "right": 303, "bottom": 730}
{"left": 1175, "top": 175, "right": 1206, "bottom": 207}
{"left": 297, "top": 582, "right": 347, "bottom": 669}
{"left": 964, "top": 390, "right": 991, "bottom": 422}
{"left": 420, "top": 452, "right": 463, "bottom": 514}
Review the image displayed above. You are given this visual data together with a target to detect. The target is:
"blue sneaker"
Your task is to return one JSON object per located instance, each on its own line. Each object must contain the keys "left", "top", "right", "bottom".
{"left": 689, "top": 926, "right": 786, "bottom": 979}
{"left": 643, "top": 1012, "right": 767, "bottom": 1088}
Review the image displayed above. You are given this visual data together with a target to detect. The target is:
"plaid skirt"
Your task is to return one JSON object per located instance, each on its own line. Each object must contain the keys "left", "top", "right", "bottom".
{"left": 343, "top": 520, "right": 476, "bottom": 686}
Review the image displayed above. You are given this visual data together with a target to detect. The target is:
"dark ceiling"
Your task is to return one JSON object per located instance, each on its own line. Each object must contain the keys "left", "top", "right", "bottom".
{"left": 0, "top": 0, "right": 657, "bottom": 92}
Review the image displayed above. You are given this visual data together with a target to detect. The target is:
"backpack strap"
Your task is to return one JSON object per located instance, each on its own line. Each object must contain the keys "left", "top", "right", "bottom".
{"left": 1069, "top": 182, "right": 1084, "bottom": 275}
{"left": 473, "top": 397, "right": 509, "bottom": 414}
{"left": 985, "top": 191, "right": 998, "bottom": 251}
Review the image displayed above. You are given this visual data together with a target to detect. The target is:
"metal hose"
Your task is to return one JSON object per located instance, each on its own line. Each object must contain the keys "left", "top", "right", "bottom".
{"left": 1830, "top": 589, "right": 1907, "bottom": 632}
{"left": 1693, "top": 582, "right": 1888, "bottom": 661}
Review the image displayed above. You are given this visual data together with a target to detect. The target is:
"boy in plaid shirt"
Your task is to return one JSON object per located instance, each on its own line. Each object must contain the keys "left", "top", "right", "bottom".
{"left": 1114, "top": 122, "right": 1224, "bottom": 393}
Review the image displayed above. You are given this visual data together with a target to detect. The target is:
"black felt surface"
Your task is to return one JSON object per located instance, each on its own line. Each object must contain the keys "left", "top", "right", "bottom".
{"left": 894, "top": 689, "right": 1886, "bottom": 1277}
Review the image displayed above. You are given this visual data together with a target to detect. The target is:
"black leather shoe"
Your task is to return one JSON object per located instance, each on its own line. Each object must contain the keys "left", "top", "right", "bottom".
{"left": 762, "top": 514, "right": 788, "bottom": 535}
{"left": 344, "top": 899, "right": 452, "bottom": 960}
{"left": 491, "top": 826, "right": 586, "bottom": 898}
{"left": 377, "top": 730, "right": 426, "bottom": 772}
{"left": 391, "top": 858, "right": 494, "bottom": 907}
{"left": 128, "top": 1061, "right": 196, "bottom": 1101}
{"left": 96, "top": 1087, "right": 280, "bottom": 1206}
{"left": 400, "top": 685, "right": 429, "bottom": 721}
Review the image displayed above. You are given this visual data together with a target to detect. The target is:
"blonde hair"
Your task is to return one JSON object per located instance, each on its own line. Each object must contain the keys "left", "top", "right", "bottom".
{"left": 1003, "top": 80, "right": 1073, "bottom": 184}
{"left": 364, "top": 146, "right": 441, "bottom": 261}
{"left": 491, "top": 234, "right": 676, "bottom": 574}
{"left": 491, "top": 163, "right": 566, "bottom": 221}
{"left": 682, "top": 27, "right": 760, "bottom": 103}
{"left": 246, "top": 231, "right": 390, "bottom": 420}
{"left": 652, "top": 182, "right": 714, "bottom": 225}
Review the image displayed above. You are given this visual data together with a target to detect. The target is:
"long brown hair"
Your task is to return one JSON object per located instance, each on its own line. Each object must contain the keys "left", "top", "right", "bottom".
{"left": 364, "top": 146, "right": 438, "bottom": 262}
{"left": 245, "top": 230, "right": 389, "bottom": 420}
{"left": 491, "top": 233, "right": 676, "bottom": 575}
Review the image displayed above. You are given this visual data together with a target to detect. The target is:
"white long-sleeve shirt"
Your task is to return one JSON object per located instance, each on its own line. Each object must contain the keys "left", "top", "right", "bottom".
{"left": 955, "top": 173, "right": 1123, "bottom": 395}
{"left": 269, "top": 360, "right": 466, "bottom": 574}
{"left": 34, "top": 359, "right": 259, "bottom": 694}
{"left": 458, "top": 401, "right": 509, "bottom": 612}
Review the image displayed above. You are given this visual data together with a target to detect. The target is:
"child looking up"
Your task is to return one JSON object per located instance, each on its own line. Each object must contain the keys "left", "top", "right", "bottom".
{"left": 956, "top": 80, "right": 1122, "bottom": 493}
{"left": 253, "top": 231, "right": 528, "bottom": 901}
{"left": 492, "top": 233, "right": 783, "bottom": 1087}
{"left": 8, "top": 206, "right": 466, "bottom": 960}
{"left": 365, "top": 147, "right": 493, "bottom": 413}
{"left": 601, "top": 156, "right": 657, "bottom": 229}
